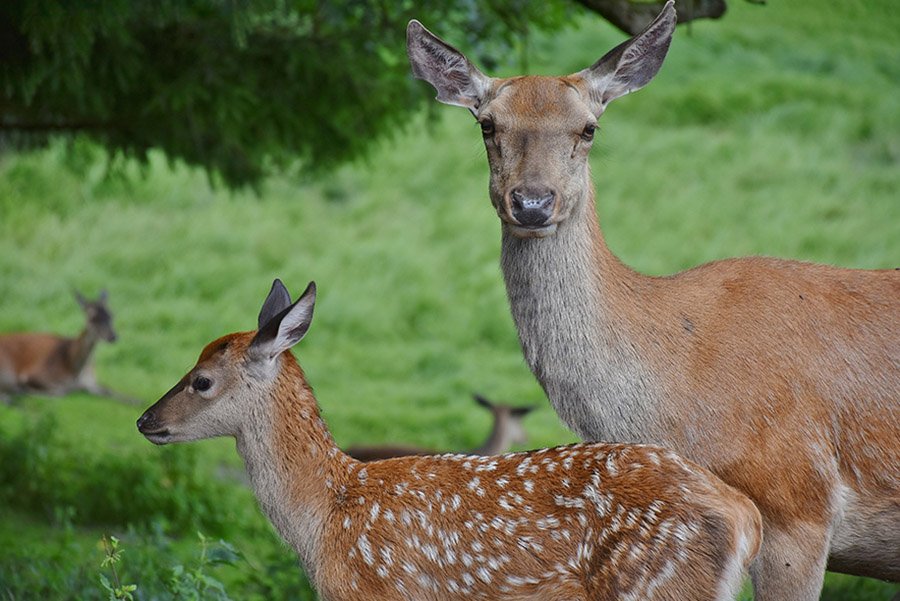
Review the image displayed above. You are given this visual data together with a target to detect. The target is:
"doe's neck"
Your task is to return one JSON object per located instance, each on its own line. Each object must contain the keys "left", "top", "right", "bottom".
{"left": 500, "top": 185, "right": 646, "bottom": 317}
{"left": 499, "top": 185, "right": 664, "bottom": 443}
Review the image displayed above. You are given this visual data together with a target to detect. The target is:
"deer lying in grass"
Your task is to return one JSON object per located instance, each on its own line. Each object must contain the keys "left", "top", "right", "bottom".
{"left": 138, "top": 279, "right": 761, "bottom": 601}
{"left": 0, "top": 290, "right": 130, "bottom": 403}
{"left": 346, "top": 394, "right": 536, "bottom": 462}
{"left": 407, "top": 2, "right": 900, "bottom": 599}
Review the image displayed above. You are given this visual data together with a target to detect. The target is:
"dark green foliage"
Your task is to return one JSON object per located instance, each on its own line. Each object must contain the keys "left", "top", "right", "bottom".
{"left": 0, "top": 0, "right": 571, "bottom": 187}
{"left": 0, "top": 410, "right": 232, "bottom": 534}
{"left": 0, "top": 524, "right": 312, "bottom": 601}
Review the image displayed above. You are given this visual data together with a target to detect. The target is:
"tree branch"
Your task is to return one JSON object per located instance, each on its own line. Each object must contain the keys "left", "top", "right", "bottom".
{"left": 573, "top": 0, "right": 727, "bottom": 35}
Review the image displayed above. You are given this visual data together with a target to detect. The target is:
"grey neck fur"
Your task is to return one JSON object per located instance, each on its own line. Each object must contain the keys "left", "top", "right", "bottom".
{"left": 500, "top": 189, "right": 664, "bottom": 444}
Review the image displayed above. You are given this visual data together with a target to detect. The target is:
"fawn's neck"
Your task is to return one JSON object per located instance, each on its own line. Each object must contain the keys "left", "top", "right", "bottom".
{"left": 235, "top": 356, "right": 353, "bottom": 583}
{"left": 500, "top": 185, "right": 666, "bottom": 444}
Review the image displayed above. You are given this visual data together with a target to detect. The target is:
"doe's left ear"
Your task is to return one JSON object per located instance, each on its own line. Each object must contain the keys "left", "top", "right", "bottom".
{"left": 251, "top": 281, "right": 316, "bottom": 361}
{"left": 577, "top": 0, "right": 676, "bottom": 116}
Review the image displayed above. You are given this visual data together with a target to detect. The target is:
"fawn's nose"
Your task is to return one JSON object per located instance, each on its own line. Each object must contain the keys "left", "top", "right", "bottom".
{"left": 136, "top": 410, "right": 159, "bottom": 433}
{"left": 510, "top": 188, "right": 555, "bottom": 227}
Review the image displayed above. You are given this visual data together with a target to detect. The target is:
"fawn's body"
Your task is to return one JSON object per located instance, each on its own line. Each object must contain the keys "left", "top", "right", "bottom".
{"left": 0, "top": 291, "right": 119, "bottom": 400}
{"left": 407, "top": 3, "right": 900, "bottom": 599}
{"left": 346, "top": 394, "right": 536, "bottom": 461}
{"left": 138, "top": 280, "right": 761, "bottom": 601}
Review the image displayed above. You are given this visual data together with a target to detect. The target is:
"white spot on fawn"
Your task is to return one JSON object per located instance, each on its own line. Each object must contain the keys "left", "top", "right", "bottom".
{"left": 357, "top": 533, "right": 374, "bottom": 566}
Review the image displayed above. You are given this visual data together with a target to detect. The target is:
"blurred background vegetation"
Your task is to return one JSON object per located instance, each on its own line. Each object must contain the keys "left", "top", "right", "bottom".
{"left": 0, "top": 0, "right": 898, "bottom": 599}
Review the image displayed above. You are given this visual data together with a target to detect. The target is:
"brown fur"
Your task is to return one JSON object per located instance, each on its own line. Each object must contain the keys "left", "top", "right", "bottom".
{"left": 0, "top": 292, "right": 119, "bottom": 399}
{"left": 407, "top": 6, "right": 899, "bottom": 599}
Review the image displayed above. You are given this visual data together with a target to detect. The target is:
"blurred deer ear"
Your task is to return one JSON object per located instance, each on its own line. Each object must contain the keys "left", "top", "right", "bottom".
{"left": 511, "top": 405, "right": 538, "bottom": 418}
{"left": 251, "top": 282, "right": 316, "bottom": 361}
{"left": 576, "top": 0, "right": 676, "bottom": 116}
{"left": 473, "top": 393, "right": 494, "bottom": 410}
{"left": 99, "top": 289, "right": 109, "bottom": 303}
{"left": 74, "top": 289, "right": 88, "bottom": 308}
{"left": 407, "top": 20, "right": 492, "bottom": 115}
{"left": 258, "top": 279, "right": 292, "bottom": 330}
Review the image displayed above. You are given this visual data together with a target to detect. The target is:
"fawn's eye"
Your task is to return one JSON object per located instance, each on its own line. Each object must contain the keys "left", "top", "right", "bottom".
{"left": 480, "top": 118, "right": 495, "bottom": 136}
{"left": 193, "top": 376, "right": 212, "bottom": 392}
{"left": 581, "top": 124, "right": 596, "bottom": 142}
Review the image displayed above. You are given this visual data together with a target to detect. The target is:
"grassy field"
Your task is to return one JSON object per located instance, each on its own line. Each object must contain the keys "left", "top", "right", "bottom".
{"left": 1, "top": 0, "right": 898, "bottom": 599}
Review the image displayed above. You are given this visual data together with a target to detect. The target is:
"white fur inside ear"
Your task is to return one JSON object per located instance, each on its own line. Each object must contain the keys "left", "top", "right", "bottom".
{"left": 268, "top": 295, "right": 314, "bottom": 358}
{"left": 408, "top": 24, "right": 491, "bottom": 111}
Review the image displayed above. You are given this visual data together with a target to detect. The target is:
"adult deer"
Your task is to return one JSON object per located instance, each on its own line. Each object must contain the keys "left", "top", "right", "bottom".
{"left": 346, "top": 394, "right": 536, "bottom": 462}
{"left": 0, "top": 290, "right": 128, "bottom": 402}
{"left": 407, "top": 3, "right": 900, "bottom": 599}
{"left": 138, "top": 279, "right": 762, "bottom": 601}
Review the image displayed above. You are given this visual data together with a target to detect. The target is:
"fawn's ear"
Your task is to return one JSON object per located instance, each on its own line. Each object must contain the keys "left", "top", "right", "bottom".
{"left": 74, "top": 289, "right": 88, "bottom": 309}
{"left": 251, "top": 281, "right": 316, "bottom": 361}
{"left": 576, "top": 0, "right": 675, "bottom": 116}
{"left": 98, "top": 289, "right": 109, "bottom": 303}
{"left": 407, "top": 20, "right": 492, "bottom": 114}
{"left": 258, "top": 279, "right": 292, "bottom": 330}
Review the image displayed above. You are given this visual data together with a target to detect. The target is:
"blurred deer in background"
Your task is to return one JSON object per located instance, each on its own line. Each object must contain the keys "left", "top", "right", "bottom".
{"left": 346, "top": 393, "right": 536, "bottom": 462}
{"left": 407, "top": 2, "right": 900, "bottom": 599}
{"left": 0, "top": 290, "right": 132, "bottom": 403}
{"left": 138, "top": 279, "right": 762, "bottom": 601}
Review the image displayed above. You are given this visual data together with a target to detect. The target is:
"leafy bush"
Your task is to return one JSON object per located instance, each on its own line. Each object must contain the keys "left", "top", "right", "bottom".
{"left": 0, "top": 524, "right": 315, "bottom": 601}
{"left": 0, "top": 411, "right": 232, "bottom": 534}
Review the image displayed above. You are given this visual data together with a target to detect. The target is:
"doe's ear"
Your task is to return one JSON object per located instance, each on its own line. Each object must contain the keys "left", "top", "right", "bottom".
{"left": 577, "top": 0, "right": 676, "bottom": 116}
{"left": 251, "top": 281, "right": 316, "bottom": 361}
{"left": 407, "top": 20, "right": 492, "bottom": 114}
{"left": 258, "top": 279, "right": 292, "bottom": 330}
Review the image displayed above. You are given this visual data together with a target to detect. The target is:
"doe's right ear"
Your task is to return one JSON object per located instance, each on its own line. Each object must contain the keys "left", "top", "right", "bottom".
{"left": 407, "top": 20, "right": 492, "bottom": 114}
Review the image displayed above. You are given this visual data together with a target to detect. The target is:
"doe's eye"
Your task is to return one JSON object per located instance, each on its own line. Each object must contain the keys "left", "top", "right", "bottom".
{"left": 193, "top": 376, "right": 212, "bottom": 392}
{"left": 480, "top": 118, "right": 495, "bottom": 136}
{"left": 581, "top": 124, "right": 596, "bottom": 142}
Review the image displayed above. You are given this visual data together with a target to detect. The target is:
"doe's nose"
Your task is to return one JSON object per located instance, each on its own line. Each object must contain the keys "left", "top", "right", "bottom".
{"left": 510, "top": 188, "right": 555, "bottom": 227}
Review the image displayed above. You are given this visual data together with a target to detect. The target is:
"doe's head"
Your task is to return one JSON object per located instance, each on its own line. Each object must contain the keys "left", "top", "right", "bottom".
{"left": 407, "top": 1, "right": 676, "bottom": 239}
{"left": 137, "top": 279, "right": 316, "bottom": 445}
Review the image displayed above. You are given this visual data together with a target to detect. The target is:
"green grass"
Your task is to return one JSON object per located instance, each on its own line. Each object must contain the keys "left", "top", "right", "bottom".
{"left": 1, "top": 1, "right": 898, "bottom": 599}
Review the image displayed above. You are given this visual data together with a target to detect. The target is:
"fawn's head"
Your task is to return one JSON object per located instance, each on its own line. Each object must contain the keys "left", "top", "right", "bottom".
{"left": 75, "top": 289, "right": 117, "bottom": 342}
{"left": 137, "top": 280, "right": 316, "bottom": 445}
{"left": 407, "top": 1, "right": 675, "bottom": 239}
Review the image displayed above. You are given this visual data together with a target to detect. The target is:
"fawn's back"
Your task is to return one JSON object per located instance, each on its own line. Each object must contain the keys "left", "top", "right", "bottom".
{"left": 317, "top": 443, "right": 761, "bottom": 601}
